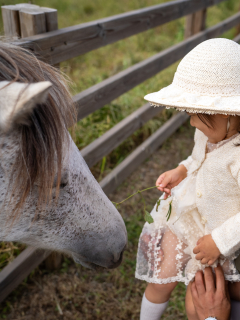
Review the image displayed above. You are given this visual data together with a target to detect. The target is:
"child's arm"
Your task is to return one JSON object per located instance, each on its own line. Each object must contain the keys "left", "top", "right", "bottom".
{"left": 156, "top": 164, "right": 187, "bottom": 199}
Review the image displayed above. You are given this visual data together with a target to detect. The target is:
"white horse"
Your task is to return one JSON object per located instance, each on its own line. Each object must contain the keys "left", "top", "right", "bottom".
{"left": 0, "top": 42, "right": 127, "bottom": 269}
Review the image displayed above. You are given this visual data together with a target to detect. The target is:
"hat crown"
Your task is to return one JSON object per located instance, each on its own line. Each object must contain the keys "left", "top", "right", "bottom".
{"left": 173, "top": 38, "right": 240, "bottom": 96}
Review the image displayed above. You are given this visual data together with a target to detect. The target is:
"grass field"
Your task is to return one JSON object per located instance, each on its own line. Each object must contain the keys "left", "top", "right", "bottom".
{"left": 0, "top": 0, "right": 240, "bottom": 318}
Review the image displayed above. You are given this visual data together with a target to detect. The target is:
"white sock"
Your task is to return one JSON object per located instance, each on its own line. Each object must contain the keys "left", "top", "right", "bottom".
{"left": 140, "top": 293, "right": 169, "bottom": 320}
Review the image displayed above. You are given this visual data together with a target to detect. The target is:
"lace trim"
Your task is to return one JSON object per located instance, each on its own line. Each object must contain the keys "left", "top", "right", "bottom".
{"left": 145, "top": 84, "right": 240, "bottom": 115}
{"left": 135, "top": 272, "right": 240, "bottom": 286}
{"left": 207, "top": 133, "right": 240, "bottom": 153}
{"left": 135, "top": 273, "right": 187, "bottom": 285}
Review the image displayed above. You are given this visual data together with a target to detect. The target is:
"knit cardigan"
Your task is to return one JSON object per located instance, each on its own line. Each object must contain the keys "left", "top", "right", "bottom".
{"left": 180, "top": 129, "right": 240, "bottom": 257}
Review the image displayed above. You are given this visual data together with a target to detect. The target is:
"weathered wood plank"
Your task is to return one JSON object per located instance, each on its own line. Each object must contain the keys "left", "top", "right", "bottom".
{"left": 100, "top": 112, "right": 189, "bottom": 195}
{"left": 41, "top": 7, "right": 58, "bottom": 32}
{"left": 14, "top": 0, "right": 225, "bottom": 64}
{"left": 1, "top": 5, "right": 21, "bottom": 39}
{"left": 233, "top": 33, "right": 240, "bottom": 43}
{"left": 1, "top": 4, "right": 41, "bottom": 39}
{"left": 184, "top": 9, "right": 206, "bottom": 38}
{"left": 0, "top": 247, "right": 50, "bottom": 303}
{"left": 74, "top": 11, "right": 240, "bottom": 121}
{"left": 19, "top": 8, "right": 47, "bottom": 38}
{"left": 81, "top": 103, "right": 164, "bottom": 168}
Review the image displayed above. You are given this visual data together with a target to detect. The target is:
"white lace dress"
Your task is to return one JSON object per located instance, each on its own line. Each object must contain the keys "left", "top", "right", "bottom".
{"left": 135, "top": 134, "right": 240, "bottom": 285}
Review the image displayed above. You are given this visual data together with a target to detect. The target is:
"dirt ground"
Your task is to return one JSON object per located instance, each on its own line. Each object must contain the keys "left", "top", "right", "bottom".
{"left": 0, "top": 122, "right": 195, "bottom": 320}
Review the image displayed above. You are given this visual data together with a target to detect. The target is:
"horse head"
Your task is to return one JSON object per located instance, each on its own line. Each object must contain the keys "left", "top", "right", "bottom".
{"left": 0, "top": 42, "right": 127, "bottom": 269}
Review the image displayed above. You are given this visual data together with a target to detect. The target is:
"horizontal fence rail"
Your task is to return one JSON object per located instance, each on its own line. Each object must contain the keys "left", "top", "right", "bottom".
{"left": 0, "top": 247, "right": 50, "bottom": 302}
{"left": 81, "top": 103, "right": 164, "bottom": 167}
{"left": 100, "top": 112, "right": 189, "bottom": 194}
{"left": 14, "top": 0, "right": 225, "bottom": 64}
{"left": 75, "top": 11, "right": 240, "bottom": 120}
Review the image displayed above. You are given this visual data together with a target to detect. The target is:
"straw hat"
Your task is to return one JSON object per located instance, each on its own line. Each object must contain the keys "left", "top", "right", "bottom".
{"left": 144, "top": 38, "right": 240, "bottom": 115}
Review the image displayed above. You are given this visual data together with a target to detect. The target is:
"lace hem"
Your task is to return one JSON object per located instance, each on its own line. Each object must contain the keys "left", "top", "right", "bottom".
{"left": 144, "top": 84, "right": 240, "bottom": 115}
{"left": 135, "top": 272, "right": 188, "bottom": 285}
{"left": 135, "top": 272, "right": 240, "bottom": 286}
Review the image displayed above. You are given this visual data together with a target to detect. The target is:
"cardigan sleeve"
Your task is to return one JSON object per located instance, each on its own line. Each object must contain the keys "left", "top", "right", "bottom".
{"left": 212, "top": 214, "right": 240, "bottom": 257}
{"left": 179, "top": 156, "right": 193, "bottom": 171}
{"left": 212, "top": 167, "right": 240, "bottom": 257}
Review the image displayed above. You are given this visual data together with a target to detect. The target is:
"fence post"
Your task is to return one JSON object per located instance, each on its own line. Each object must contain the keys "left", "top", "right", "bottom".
{"left": 19, "top": 8, "right": 47, "bottom": 37}
{"left": 1, "top": 3, "right": 62, "bottom": 270}
{"left": 184, "top": 9, "right": 207, "bottom": 38}
{"left": 235, "top": 3, "right": 240, "bottom": 36}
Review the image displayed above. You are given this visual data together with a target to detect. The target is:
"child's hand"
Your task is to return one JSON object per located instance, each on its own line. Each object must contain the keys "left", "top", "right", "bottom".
{"left": 193, "top": 235, "right": 221, "bottom": 265}
{"left": 156, "top": 165, "right": 187, "bottom": 199}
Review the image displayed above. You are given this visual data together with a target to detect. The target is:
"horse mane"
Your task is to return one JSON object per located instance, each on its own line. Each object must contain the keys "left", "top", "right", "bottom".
{"left": 0, "top": 41, "right": 76, "bottom": 221}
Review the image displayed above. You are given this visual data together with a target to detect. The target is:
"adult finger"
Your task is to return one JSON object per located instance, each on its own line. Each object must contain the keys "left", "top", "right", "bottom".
{"left": 215, "top": 265, "right": 226, "bottom": 293}
{"left": 204, "top": 267, "right": 215, "bottom": 293}
{"left": 225, "top": 280, "right": 230, "bottom": 301}
{"left": 195, "top": 271, "right": 206, "bottom": 296}
{"left": 190, "top": 281, "right": 199, "bottom": 301}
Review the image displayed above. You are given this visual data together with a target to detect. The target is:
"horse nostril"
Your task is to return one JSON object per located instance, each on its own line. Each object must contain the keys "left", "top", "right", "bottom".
{"left": 113, "top": 243, "right": 127, "bottom": 264}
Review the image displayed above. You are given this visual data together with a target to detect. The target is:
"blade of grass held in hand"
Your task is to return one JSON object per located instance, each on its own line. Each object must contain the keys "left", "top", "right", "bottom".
{"left": 112, "top": 185, "right": 172, "bottom": 224}
{"left": 166, "top": 200, "right": 172, "bottom": 221}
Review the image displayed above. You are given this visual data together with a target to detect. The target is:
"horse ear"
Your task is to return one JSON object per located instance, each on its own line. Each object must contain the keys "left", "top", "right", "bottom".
{"left": 0, "top": 81, "right": 52, "bottom": 132}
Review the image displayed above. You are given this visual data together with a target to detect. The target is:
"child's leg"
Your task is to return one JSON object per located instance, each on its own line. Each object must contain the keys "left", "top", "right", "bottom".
{"left": 140, "top": 228, "right": 189, "bottom": 319}
{"left": 140, "top": 282, "right": 177, "bottom": 320}
{"left": 145, "top": 282, "right": 177, "bottom": 303}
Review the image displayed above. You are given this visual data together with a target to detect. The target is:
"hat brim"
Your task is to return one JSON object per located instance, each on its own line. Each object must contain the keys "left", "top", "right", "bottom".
{"left": 144, "top": 84, "right": 240, "bottom": 116}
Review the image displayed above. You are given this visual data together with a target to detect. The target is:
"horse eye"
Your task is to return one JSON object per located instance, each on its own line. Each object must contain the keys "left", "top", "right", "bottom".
{"left": 53, "top": 170, "right": 69, "bottom": 189}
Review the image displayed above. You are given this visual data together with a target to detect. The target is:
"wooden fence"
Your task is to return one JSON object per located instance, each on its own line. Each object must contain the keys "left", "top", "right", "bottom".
{"left": 1, "top": 0, "right": 240, "bottom": 303}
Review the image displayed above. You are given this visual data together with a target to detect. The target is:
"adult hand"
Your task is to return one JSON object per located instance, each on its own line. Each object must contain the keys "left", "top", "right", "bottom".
{"left": 193, "top": 234, "right": 221, "bottom": 265}
{"left": 191, "top": 266, "right": 231, "bottom": 320}
{"left": 156, "top": 165, "right": 187, "bottom": 199}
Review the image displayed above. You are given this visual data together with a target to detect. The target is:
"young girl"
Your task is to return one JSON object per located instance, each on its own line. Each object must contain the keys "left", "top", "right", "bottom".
{"left": 135, "top": 38, "right": 240, "bottom": 320}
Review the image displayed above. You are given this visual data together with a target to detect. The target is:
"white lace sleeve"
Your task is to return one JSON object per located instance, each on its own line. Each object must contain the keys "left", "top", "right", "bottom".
{"left": 179, "top": 155, "right": 193, "bottom": 171}
{"left": 212, "top": 167, "right": 240, "bottom": 257}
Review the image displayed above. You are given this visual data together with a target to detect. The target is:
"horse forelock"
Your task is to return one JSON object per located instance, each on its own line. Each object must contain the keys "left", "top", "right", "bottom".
{"left": 0, "top": 41, "right": 76, "bottom": 221}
